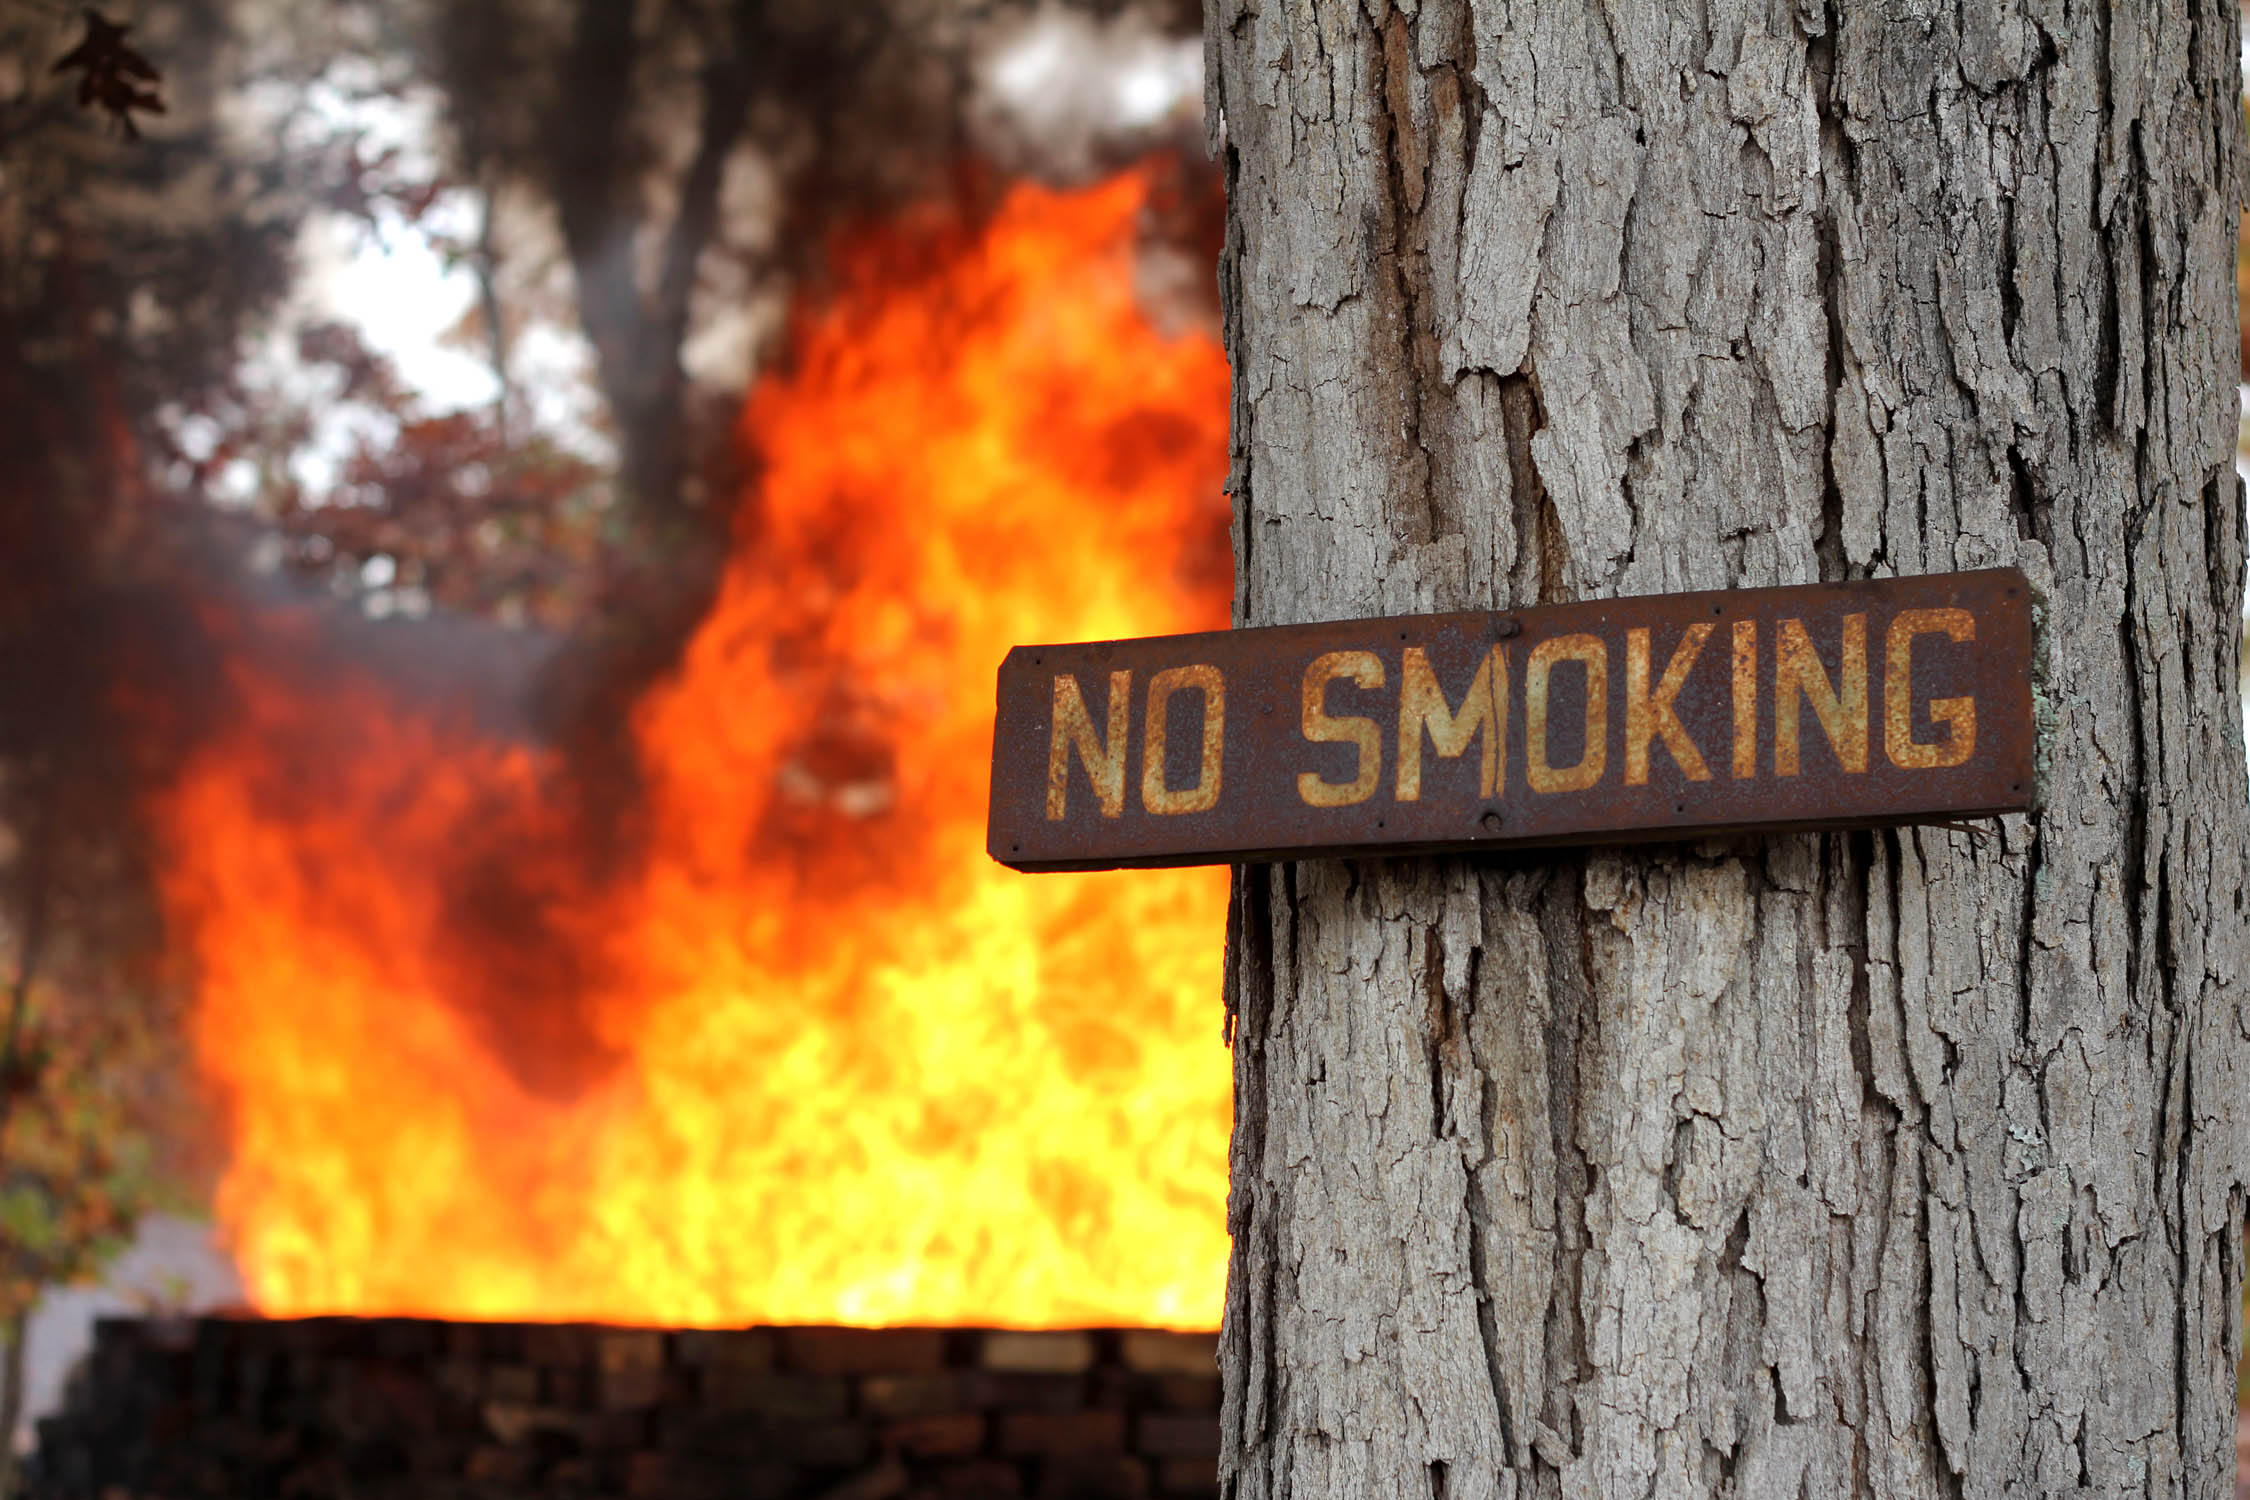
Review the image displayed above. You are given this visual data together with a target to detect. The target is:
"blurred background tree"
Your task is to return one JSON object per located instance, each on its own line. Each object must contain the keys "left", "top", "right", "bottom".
{"left": 0, "top": 0, "right": 303, "bottom": 1468}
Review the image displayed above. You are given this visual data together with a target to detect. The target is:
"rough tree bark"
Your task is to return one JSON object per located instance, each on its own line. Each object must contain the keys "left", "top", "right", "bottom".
{"left": 1206, "top": 3, "right": 2250, "bottom": 1496}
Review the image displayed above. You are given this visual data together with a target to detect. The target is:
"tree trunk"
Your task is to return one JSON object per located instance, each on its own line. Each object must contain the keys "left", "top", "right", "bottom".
{"left": 1206, "top": 3, "right": 2250, "bottom": 1496}
{"left": 553, "top": 0, "right": 760, "bottom": 529}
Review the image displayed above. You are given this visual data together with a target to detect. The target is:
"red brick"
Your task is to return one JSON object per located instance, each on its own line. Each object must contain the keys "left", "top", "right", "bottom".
{"left": 882, "top": 1412, "right": 987, "bottom": 1459}
{"left": 590, "top": 1406, "right": 654, "bottom": 1448}
{"left": 598, "top": 1329, "right": 666, "bottom": 1373}
{"left": 1094, "top": 1370, "right": 1221, "bottom": 1411}
{"left": 477, "top": 1324, "right": 528, "bottom": 1362}
{"left": 822, "top": 1454, "right": 910, "bottom": 1500}
{"left": 481, "top": 1400, "right": 598, "bottom": 1447}
{"left": 275, "top": 1318, "right": 343, "bottom": 1356}
{"left": 998, "top": 1409, "right": 1126, "bottom": 1458}
{"left": 861, "top": 1372, "right": 975, "bottom": 1419}
{"left": 404, "top": 1433, "right": 473, "bottom": 1477}
{"left": 661, "top": 1409, "right": 769, "bottom": 1461}
{"left": 979, "top": 1332, "right": 1095, "bottom": 1374}
{"left": 625, "top": 1451, "right": 671, "bottom": 1499}
{"left": 549, "top": 1457, "right": 596, "bottom": 1489}
{"left": 782, "top": 1327, "right": 949, "bottom": 1376}
{"left": 967, "top": 1372, "right": 1085, "bottom": 1412}
{"left": 1135, "top": 1413, "right": 1218, "bottom": 1460}
{"left": 1038, "top": 1452, "right": 1148, "bottom": 1499}
{"left": 523, "top": 1324, "right": 598, "bottom": 1367}
{"left": 678, "top": 1328, "right": 775, "bottom": 1370}
{"left": 1146, "top": 1375, "right": 1220, "bottom": 1411}
{"left": 434, "top": 1359, "right": 482, "bottom": 1403}
{"left": 660, "top": 1458, "right": 803, "bottom": 1500}
{"left": 601, "top": 1362, "right": 664, "bottom": 1411}
{"left": 1116, "top": 1333, "right": 1216, "bottom": 1376}
{"left": 701, "top": 1367, "right": 850, "bottom": 1421}
{"left": 770, "top": 1419, "right": 873, "bottom": 1467}
{"left": 936, "top": 1460, "right": 1024, "bottom": 1496}
{"left": 1154, "top": 1457, "right": 1219, "bottom": 1497}
{"left": 483, "top": 1364, "right": 539, "bottom": 1404}
{"left": 465, "top": 1445, "right": 533, "bottom": 1485}
{"left": 544, "top": 1364, "right": 590, "bottom": 1407}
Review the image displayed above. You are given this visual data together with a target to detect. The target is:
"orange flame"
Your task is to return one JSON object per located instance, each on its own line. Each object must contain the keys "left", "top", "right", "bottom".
{"left": 156, "top": 167, "right": 1234, "bottom": 1328}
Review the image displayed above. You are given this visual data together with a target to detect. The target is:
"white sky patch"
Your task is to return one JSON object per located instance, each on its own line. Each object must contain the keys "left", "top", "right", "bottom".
{"left": 297, "top": 188, "right": 498, "bottom": 414}
{"left": 976, "top": 7, "right": 1202, "bottom": 177}
{"left": 233, "top": 71, "right": 475, "bottom": 393}
{"left": 284, "top": 72, "right": 501, "bottom": 410}
{"left": 217, "top": 61, "right": 609, "bottom": 507}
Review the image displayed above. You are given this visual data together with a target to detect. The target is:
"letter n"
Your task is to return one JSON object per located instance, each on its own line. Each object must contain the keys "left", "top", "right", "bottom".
{"left": 1047, "top": 670, "right": 1131, "bottom": 819}
{"left": 1774, "top": 616, "right": 1868, "bottom": 775}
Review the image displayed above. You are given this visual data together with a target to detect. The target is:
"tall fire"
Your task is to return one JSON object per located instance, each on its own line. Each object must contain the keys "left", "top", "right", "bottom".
{"left": 153, "top": 168, "right": 1234, "bottom": 1330}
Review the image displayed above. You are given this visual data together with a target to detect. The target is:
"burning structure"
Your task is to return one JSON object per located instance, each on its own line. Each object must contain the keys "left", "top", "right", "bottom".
{"left": 161, "top": 169, "right": 1235, "bottom": 1331}
{"left": 1, "top": 1, "right": 1232, "bottom": 1493}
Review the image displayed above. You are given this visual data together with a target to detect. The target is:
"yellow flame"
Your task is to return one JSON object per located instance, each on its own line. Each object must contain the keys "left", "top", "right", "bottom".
{"left": 158, "top": 167, "right": 1234, "bottom": 1328}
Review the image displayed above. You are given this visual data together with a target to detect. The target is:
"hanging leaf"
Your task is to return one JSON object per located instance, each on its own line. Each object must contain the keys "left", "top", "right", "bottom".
{"left": 50, "top": 10, "right": 167, "bottom": 141}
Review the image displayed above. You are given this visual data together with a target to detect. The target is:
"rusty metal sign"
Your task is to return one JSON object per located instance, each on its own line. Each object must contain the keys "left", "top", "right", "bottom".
{"left": 987, "top": 569, "right": 2035, "bottom": 872}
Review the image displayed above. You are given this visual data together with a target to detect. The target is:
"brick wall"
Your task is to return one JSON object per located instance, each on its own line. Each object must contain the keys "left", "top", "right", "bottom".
{"left": 29, "top": 1318, "right": 1220, "bottom": 1500}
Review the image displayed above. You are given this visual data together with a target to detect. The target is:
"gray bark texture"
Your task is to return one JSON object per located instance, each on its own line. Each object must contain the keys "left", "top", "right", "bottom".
{"left": 1205, "top": 2, "right": 2250, "bottom": 1496}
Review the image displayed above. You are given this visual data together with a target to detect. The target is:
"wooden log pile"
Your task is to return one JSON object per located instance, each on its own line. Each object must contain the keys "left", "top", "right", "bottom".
{"left": 28, "top": 1317, "right": 1221, "bottom": 1499}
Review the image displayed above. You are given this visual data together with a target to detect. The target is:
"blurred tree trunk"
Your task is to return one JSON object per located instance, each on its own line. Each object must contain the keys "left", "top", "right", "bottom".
{"left": 553, "top": 0, "right": 760, "bottom": 530}
{"left": 1208, "top": 3, "right": 2250, "bottom": 1496}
